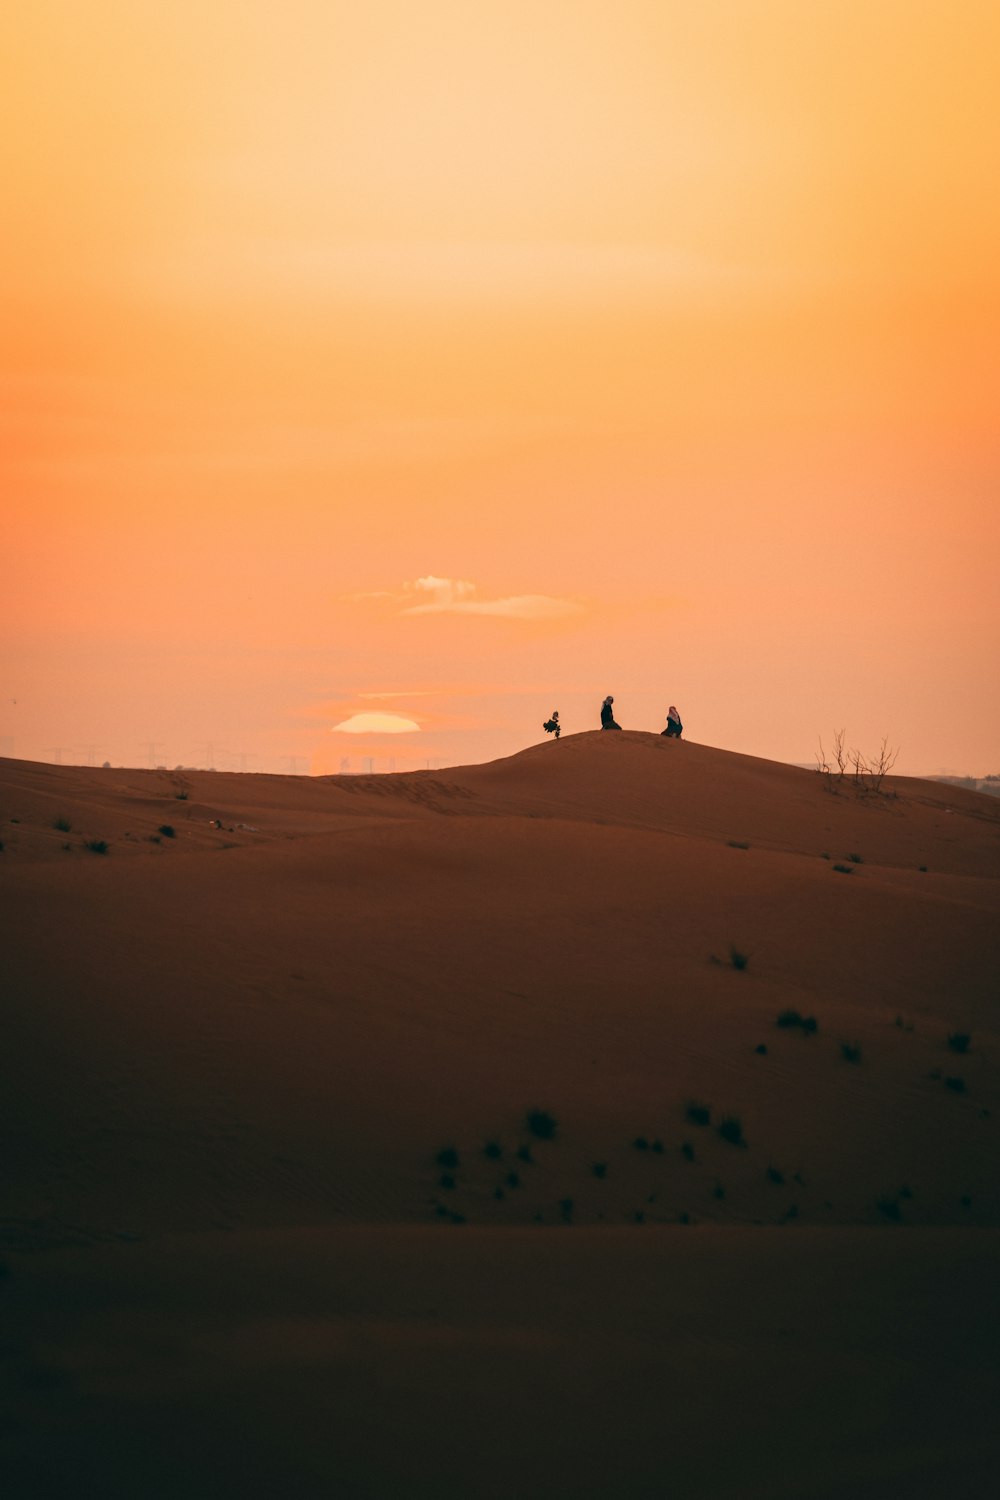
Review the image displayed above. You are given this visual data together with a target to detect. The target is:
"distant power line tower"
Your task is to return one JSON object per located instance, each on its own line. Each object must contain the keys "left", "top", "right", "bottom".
{"left": 140, "top": 741, "right": 165, "bottom": 768}
{"left": 339, "top": 757, "right": 350, "bottom": 775}
{"left": 234, "top": 751, "right": 257, "bottom": 774}
{"left": 77, "top": 744, "right": 101, "bottom": 766}
{"left": 196, "top": 742, "right": 217, "bottom": 770}
{"left": 388, "top": 755, "right": 396, "bottom": 774}
{"left": 44, "top": 747, "right": 67, "bottom": 764}
{"left": 282, "top": 755, "right": 307, "bottom": 775}
{"left": 365, "top": 757, "right": 375, "bottom": 774}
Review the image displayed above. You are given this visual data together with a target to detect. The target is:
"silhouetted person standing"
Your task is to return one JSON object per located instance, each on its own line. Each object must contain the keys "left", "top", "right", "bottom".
{"left": 542, "top": 711, "right": 561, "bottom": 739}
{"left": 662, "top": 705, "right": 683, "bottom": 738}
{"left": 600, "top": 695, "right": 621, "bottom": 730}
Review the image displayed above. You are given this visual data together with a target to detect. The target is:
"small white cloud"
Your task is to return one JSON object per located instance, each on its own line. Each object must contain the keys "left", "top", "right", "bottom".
{"left": 342, "top": 575, "right": 583, "bottom": 622}
{"left": 397, "top": 576, "right": 580, "bottom": 620}
{"left": 406, "top": 576, "right": 477, "bottom": 607}
{"left": 332, "top": 712, "right": 421, "bottom": 734}
{"left": 402, "top": 593, "right": 581, "bottom": 620}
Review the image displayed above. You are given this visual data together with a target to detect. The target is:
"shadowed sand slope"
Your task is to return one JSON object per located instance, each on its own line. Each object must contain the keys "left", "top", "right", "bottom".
{"left": 2, "top": 734, "right": 998, "bottom": 1243}
{"left": 3, "top": 738, "right": 1000, "bottom": 1498}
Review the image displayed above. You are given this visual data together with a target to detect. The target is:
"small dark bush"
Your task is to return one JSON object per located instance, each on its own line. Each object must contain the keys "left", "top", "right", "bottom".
{"left": 493, "top": 1186, "right": 505, "bottom": 1200}
{"left": 755, "top": 1043, "right": 768, "bottom": 1055}
{"left": 436, "top": 1147, "right": 459, "bottom": 1170}
{"left": 516, "top": 1144, "right": 534, "bottom": 1165}
{"left": 175, "top": 790, "right": 189, "bottom": 801}
{"left": 591, "top": 1161, "right": 607, "bottom": 1179}
{"left": 677, "top": 1212, "right": 690, "bottom": 1225}
{"left": 848, "top": 852, "right": 864, "bottom": 864}
{"left": 899, "top": 1185, "right": 914, "bottom": 1200}
{"left": 651, "top": 1139, "right": 664, "bottom": 1154}
{"left": 727, "top": 840, "right": 749, "bottom": 850}
{"left": 947, "top": 1033, "right": 971, "bottom": 1054}
{"left": 718, "top": 1116, "right": 746, "bottom": 1148}
{"left": 158, "top": 824, "right": 176, "bottom": 838}
{"left": 729, "top": 946, "right": 750, "bottom": 971}
{"left": 53, "top": 816, "right": 72, "bottom": 832}
{"left": 633, "top": 1136, "right": 649, "bottom": 1151}
{"left": 877, "top": 1196, "right": 901, "bottom": 1222}
{"left": 634, "top": 1210, "right": 645, "bottom": 1224}
{"left": 525, "top": 1109, "right": 558, "bottom": 1141}
{"left": 776, "top": 1011, "right": 818, "bottom": 1034}
{"left": 483, "top": 1140, "right": 503, "bottom": 1160}
{"left": 960, "top": 1194, "right": 972, "bottom": 1208}
{"left": 506, "top": 1171, "right": 521, "bottom": 1189}
{"left": 918, "top": 865, "right": 928, "bottom": 873}
{"left": 713, "top": 1181, "right": 726, "bottom": 1200}
{"left": 84, "top": 839, "right": 108, "bottom": 854}
{"left": 149, "top": 835, "right": 161, "bottom": 844}
{"left": 820, "top": 852, "right": 830, "bottom": 860}
{"left": 944, "top": 1076, "right": 967, "bottom": 1094}
{"left": 439, "top": 1173, "right": 456, "bottom": 1191}
{"left": 832, "top": 863, "right": 853, "bottom": 875}
{"left": 559, "top": 1197, "right": 574, "bottom": 1222}
{"left": 685, "top": 1102, "right": 711, "bottom": 1127}
{"left": 766, "top": 1165, "right": 785, "bottom": 1185}
{"left": 840, "top": 1042, "right": 862, "bottom": 1064}
{"left": 681, "top": 1141, "right": 695, "bottom": 1163}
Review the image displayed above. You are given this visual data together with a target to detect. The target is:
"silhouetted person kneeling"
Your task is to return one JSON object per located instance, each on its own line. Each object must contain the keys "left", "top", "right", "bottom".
{"left": 543, "top": 711, "right": 561, "bottom": 739}
{"left": 601, "top": 695, "right": 621, "bottom": 730}
{"left": 662, "top": 705, "right": 683, "bottom": 739}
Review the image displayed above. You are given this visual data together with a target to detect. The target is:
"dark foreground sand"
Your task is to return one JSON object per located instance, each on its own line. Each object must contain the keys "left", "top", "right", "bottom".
{"left": 2, "top": 734, "right": 999, "bottom": 1495}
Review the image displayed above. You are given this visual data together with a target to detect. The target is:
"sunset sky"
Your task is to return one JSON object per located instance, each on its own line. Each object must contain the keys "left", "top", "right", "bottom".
{"left": 4, "top": 0, "right": 998, "bottom": 775}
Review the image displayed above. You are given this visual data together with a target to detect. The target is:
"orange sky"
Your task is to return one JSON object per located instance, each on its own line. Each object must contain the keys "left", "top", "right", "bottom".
{"left": 3, "top": 0, "right": 999, "bottom": 775}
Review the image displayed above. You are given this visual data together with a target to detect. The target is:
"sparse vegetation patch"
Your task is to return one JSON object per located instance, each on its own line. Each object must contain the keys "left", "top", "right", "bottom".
{"left": 718, "top": 1115, "right": 746, "bottom": 1148}
{"left": 84, "top": 839, "right": 108, "bottom": 854}
{"left": 947, "top": 1033, "right": 971, "bottom": 1054}
{"left": 776, "top": 1011, "right": 818, "bottom": 1035}
{"left": 840, "top": 1042, "right": 863, "bottom": 1064}
{"left": 832, "top": 863, "right": 854, "bottom": 875}
{"left": 686, "top": 1102, "right": 711, "bottom": 1127}
{"left": 525, "top": 1109, "right": 558, "bottom": 1141}
{"left": 53, "top": 816, "right": 72, "bottom": 832}
{"left": 728, "top": 945, "right": 750, "bottom": 971}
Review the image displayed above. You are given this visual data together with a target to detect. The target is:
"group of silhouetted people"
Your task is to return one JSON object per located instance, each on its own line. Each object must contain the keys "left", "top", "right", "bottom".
{"left": 542, "top": 699, "right": 683, "bottom": 740}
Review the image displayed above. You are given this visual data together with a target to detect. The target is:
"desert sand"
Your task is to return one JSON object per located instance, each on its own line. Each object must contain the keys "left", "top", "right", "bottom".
{"left": 2, "top": 732, "right": 999, "bottom": 1496}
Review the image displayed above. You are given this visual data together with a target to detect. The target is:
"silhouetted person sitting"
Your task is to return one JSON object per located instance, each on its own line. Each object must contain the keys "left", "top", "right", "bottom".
{"left": 662, "top": 705, "right": 683, "bottom": 738}
{"left": 600, "top": 695, "right": 621, "bottom": 731}
{"left": 542, "top": 711, "right": 561, "bottom": 739}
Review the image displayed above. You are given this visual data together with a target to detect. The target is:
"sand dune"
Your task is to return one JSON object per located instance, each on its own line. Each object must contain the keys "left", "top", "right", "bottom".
{"left": 2, "top": 733, "right": 999, "bottom": 1495}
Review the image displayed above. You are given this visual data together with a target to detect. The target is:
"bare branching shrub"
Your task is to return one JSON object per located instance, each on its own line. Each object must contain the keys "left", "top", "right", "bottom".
{"left": 817, "top": 729, "right": 898, "bottom": 796}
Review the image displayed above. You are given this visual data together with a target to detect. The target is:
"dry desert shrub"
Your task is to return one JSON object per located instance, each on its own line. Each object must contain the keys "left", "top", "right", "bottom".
{"left": 84, "top": 839, "right": 108, "bottom": 854}
{"left": 718, "top": 1115, "right": 746, "bottom": 1148}
{"left": 685, "top": 1101, "right": 711, "bottom": 1127}
{"left": 947, "top": 1033, "right": 971, "bottom": 1054}
{"left": 840, "top": 1042, "right": 863, "bottom": 1064}
{"left": 776, "top": 1011, "right": 818, "bottom": 1035}
{"left": 525, "top": 1109, "right": 558, "bottom": 1141}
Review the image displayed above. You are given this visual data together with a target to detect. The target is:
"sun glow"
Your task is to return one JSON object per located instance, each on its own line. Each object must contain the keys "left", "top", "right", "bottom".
{"left": 332, "top": 713, "right": 421, "bottom": 735}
